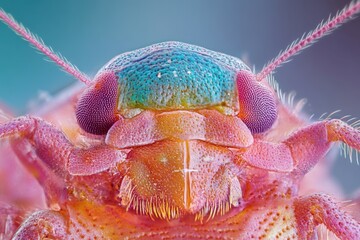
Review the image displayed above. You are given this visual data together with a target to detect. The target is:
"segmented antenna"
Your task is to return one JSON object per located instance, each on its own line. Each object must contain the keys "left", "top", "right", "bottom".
{"left": 0, "top": 9, "right": 91, "bottom": 85}
{"left": 257, "top": 1, "right": 360, "bottom": 81}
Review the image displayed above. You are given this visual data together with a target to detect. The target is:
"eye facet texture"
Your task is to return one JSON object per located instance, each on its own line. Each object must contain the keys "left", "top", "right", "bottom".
{"left": 76, "top": 72, "right": 119, "bottom": 135}
{"left": 236, "top": 71, "right": 277, "bottom": 133}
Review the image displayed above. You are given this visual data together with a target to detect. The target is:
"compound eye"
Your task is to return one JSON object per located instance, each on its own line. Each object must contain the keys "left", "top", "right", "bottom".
{"left": 236, "top": 70, "right": 277, "bottom": 134}
{"left": 76, "top": 71, "right": 119, "bottom": 135}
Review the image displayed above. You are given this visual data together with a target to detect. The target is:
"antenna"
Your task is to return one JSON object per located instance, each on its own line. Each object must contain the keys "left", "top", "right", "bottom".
{"left": 0, "top": 9, "right": 92, "bottom": 85}
{"left": 257, "top": 1, "right": 360, "bottom": 81}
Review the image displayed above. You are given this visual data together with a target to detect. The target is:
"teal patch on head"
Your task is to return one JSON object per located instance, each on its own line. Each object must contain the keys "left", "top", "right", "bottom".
{"left": 100, "top": 42, "right": 250, "bottom": 111}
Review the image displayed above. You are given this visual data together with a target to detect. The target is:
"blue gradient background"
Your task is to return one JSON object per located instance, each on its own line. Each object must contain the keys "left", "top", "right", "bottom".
{"left": 0, "top": 0, "right": 359, "bottom": 194}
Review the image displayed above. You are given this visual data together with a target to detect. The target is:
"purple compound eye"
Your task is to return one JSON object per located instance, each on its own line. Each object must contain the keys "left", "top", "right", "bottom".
{"left": 236, "top": 71, "right": 277, "bottom": 134}
{"left": 76, "top": 71, "right": 119, "bottom": 135}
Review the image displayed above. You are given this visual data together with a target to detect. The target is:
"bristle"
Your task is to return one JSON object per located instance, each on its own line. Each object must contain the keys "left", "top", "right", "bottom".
{"left": 266, "top": 75, "right": 286, "bottom": 103}
{"left": 194, "top": 200, "right": 232, "bottom": 223}
{"left": 324, "top": 110, "right": 342, "bottom": 120}
{"left": 125, "top": 192, "right": 181, "bottom": 220}
{"left": 0, "top": 109, "right": 11, "bottom": 122}
{"left": 339, "top": 128, "right": 360, "bottom": 165}
{"left": 317, "top": 112, "right": 360, "bottom": 165}
{"left": 257, "top": 0, "right": 360, "bottom": 81}
{"left": 266, "top": 75, "right": 307, "bottom": 114}
{"left": 0, "top": 9, "right": 91, "bottom": 85}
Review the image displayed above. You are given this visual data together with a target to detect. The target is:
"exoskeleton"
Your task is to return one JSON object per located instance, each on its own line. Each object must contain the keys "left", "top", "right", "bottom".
{"left": 1, "top": 1, "right": 360, "bottom": 239}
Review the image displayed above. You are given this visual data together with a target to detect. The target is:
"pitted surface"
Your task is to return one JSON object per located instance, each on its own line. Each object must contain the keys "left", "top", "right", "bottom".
{"left": 100, "top": 42, "right": 250, "bottom": 111}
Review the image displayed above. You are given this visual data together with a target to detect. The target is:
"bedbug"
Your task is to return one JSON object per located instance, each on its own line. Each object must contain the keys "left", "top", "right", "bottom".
{"left": 1, "top": 1, "right": 360, "bottom": 240}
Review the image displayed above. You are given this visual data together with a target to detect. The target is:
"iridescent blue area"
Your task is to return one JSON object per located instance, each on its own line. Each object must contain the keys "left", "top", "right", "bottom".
{"left": 100, "top": 42, "right": 250, "bottom": 110}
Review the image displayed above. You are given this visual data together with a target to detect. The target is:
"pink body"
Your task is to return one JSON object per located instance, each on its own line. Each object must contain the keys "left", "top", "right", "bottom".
{"left": 1, "top": 2, "right": 360, "bottom": 240}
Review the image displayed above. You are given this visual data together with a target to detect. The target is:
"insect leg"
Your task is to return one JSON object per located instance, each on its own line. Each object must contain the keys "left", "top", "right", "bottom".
{"left": 0, "top": 116, "right": 127, "bottom": 202}
{"left": 0, "top": 203, "right": 23, "bottom": 240}
{"left": 0, "top": 116, "right": 72, "bottom": 176}
{"left": 239, "top": 140, "right": 294, "bottom": 172}
{"left": 11, "top": 210, "right": 67, "bottom": 240}
{"left": 0, "top": 116, "right": 72, "bottom": 205}
{"left": 283, "top": 120, "right": 360, "bottom": 175}
{"left": 294, "top": 193, "right": 360, "bottom": 239}
{"left": 326, "top": 119, "right": 360, "bottom": 152}
{"left": 68, "top": 145, "right": 127, "bottom": 176}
